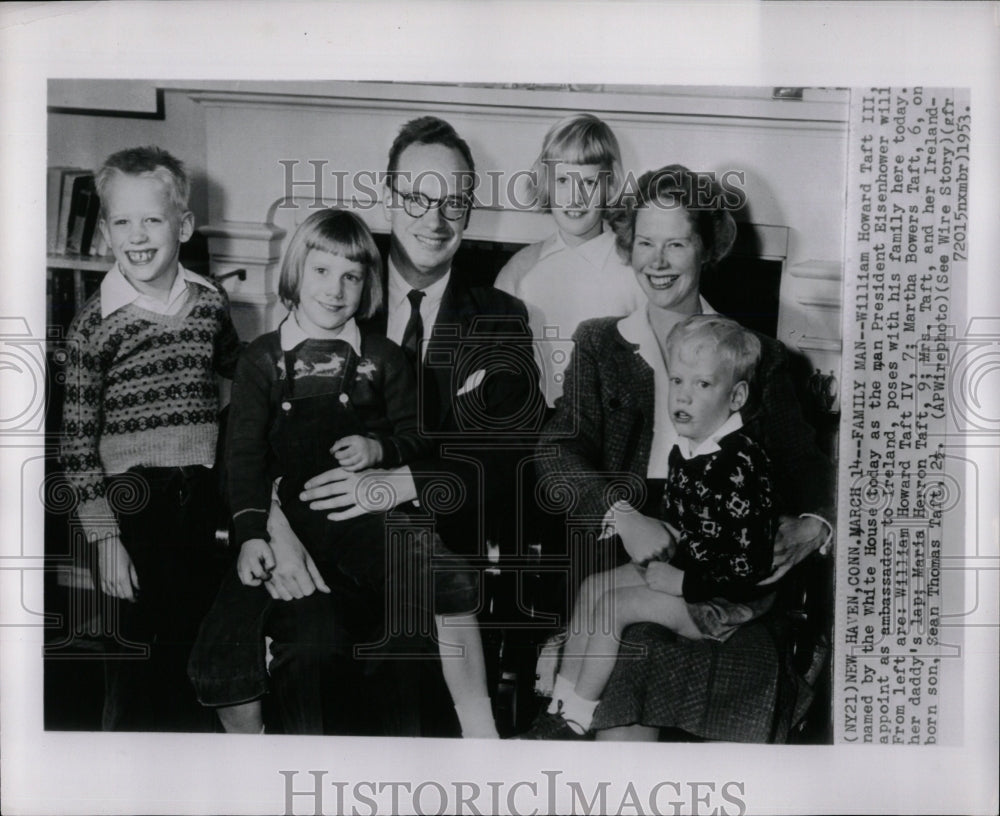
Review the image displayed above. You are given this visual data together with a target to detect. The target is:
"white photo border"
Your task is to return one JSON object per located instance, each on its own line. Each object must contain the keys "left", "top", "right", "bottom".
{"left": 1, "top": 3, "right": 997, "bottom": 815}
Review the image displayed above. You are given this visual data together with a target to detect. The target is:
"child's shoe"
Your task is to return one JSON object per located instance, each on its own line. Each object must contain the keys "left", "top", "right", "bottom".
{"left": 513, "top": 708, "right": 591, "bottom": 741}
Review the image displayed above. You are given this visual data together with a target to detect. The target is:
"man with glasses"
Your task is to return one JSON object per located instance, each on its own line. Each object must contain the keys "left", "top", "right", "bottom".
{"left": 263, "top": 116, "right": 544, "bottom": 736}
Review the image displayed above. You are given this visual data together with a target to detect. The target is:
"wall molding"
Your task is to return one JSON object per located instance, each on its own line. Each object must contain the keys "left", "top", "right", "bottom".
{"left": 189, "top": 82, "right": 848, "bottom": 134}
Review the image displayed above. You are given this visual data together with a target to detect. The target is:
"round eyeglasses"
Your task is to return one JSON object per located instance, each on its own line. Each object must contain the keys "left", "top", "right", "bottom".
{"left": 389, "top": 182, "right": 472, "bottom": 221}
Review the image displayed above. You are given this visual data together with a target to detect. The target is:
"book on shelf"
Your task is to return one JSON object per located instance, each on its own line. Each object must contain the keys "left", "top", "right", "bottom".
{"left": 66, "top": 175, "right": 99, "bottom": 255}
{"left": 53, "top": 169, "right": 93, "bottom": 255}
{"left": 47, "top": 166, "right": 85, "bottom": 253}
{"left": 47, "top": 263, "right": 79, "bottom": 336}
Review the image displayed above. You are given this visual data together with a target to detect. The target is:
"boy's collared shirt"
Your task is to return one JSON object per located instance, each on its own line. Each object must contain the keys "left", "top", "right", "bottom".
{"left": 64, "top": 263, "right": 240, "bottom": 534}
{"left": 280, "top": 313, "right": 362, "bottom": 355}
{"left": 100, "top": 263, "right": 214, "bottom": 319}
{"left": 673, "top": 411, "right": 744, "bottom": 460}
{"left": 600, "top": 297, "right": 721, "bottom": 541}
{"left": 386, "top": 259, "right": 450, "bottom": 361}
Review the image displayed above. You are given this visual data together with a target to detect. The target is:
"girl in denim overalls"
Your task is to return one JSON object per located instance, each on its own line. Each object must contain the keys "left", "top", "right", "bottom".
{"left": 190, "top": 209, "right": 494, "bottom": 736}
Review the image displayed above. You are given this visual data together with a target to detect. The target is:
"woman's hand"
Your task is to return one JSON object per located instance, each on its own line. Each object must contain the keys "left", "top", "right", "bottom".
{"left": 644, "top": 561, "right": 684, "bottom": 595}
{"left": 611, "top": 501, "right": 676, "bottom": 565}
{"left": 237, "top": 538, "right": 275, "bottom": 586}
{"left": 299, "top": 465, "right": 417, "bottom": 521}
{"left": 96, "top": 534, "right": 139, "bottom": 601}
{"left": 264, "top": 501, "right": 330, "bottom": 600}
{"left": 332, "top": 435, "right": 383, "bottom": 472}
{"left": 758, "top": 514, "right": 830, "bottom": 586}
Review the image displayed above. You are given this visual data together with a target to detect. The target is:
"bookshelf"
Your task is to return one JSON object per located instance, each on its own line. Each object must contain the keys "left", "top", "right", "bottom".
{"left": 47, "top": 251, "right": 113, "bottom": 272}
{"left": 46, "top": 254, "right": 112, "bottom": 342}
{"left": 44, "top": 254, "right": 110, "bottom": 602}
{"left": 47, "top": 161, "right": 108, "bottom": 338}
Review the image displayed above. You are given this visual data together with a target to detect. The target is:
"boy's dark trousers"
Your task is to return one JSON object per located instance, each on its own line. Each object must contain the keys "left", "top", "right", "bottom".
{"left": 101, "top": 466, "right": 229, "bottom": 732}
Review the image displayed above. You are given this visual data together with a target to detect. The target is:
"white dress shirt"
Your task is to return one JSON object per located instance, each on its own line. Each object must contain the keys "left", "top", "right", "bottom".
{"left": 386, "top": 260, "right": 451, "bottom": 362}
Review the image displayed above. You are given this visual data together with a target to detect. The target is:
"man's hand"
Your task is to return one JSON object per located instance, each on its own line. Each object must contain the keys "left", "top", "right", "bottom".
{"left": 264, "top": 501, "right": 330, "bottom": 600}
{"left": 758, "top": 514, "right": 830, "bottom": 586}
{"left": 611, "top": 501, "right": 676, "bottom": 565}
{"left": 644, "top": 561, "right": 684, "bottom": 595}
{"left": 237, "top": 538, "right": 275, "bottom": 586}
{"left": 299, "top": 465, "right": 417, "bottom": 521}
{"left": 96, "top": 534, "right": 139, "bottom": 602}
{"left": 332, "top": 435, "right": 383, "bottom": 472}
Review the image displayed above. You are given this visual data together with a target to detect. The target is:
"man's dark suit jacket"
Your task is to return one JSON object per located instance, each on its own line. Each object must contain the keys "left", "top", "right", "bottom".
{"left": 362, "top": 269, "right": 546, "bottom": 555}
{"left": 350, "top": 267, "right": 544, "bottom": 737}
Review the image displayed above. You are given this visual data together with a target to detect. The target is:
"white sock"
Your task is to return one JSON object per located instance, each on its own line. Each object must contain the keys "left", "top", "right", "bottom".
{"left": 560, "top": 689, "right": 598, "bottom": 734}
{"left": 547, "top": 673, "right": 575, "bottom": 714}
{"left": 454, "top": 696, "right": 499, "bottom": 739}
{"left": 534, "top": 635, "right": 563, "bottom": 697}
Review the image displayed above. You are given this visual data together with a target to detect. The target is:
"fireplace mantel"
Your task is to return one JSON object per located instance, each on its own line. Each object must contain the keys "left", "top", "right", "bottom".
{"left": 187, "top": 82, "right": 848, "bottom": 128}
{"left": 190, "top": 81, "right": 844, "bottom": 389}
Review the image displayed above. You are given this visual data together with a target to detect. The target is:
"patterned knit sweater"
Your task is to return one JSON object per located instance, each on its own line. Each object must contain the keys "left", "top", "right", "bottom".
{"left": 60, "top": 280, "right": 241, "bottom": 540}
{"left": 663, "top": 430, "right": 775, "bottom": 603}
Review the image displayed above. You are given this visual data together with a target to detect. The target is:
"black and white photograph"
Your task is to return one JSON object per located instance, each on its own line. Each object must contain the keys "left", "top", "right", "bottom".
{"left": 2, "top": 3, "right": 997, "bottom": 815}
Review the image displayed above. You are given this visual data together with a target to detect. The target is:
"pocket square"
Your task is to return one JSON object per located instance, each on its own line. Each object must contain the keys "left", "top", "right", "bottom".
{"left": 456, "top": 369, "right": 486, "bottom": 396}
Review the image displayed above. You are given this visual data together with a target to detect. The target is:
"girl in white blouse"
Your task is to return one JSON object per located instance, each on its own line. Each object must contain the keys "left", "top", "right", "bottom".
{"left": 495, "top": 113, "right": 645, "bottom": 407}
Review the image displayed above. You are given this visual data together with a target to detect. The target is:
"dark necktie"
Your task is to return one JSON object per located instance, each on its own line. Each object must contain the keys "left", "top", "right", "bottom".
{"left": 401, "top": 288, "right": 425, "bottom": 366}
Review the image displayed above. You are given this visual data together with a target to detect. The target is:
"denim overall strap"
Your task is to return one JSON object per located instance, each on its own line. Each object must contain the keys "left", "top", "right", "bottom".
{"left": 273, "top": 341, "right": 365, "bottom": 500}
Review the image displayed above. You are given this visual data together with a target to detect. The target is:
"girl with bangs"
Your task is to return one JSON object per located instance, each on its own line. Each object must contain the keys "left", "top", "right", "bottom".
{"left": 189, "top": 208, "right": 495, "bottom": 737}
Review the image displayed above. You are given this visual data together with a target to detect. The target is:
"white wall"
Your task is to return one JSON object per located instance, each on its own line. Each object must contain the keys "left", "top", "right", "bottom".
{"left": 47, "top": 81, "right": 848, "bottom": 267}
{"left": 47, "top": 89, "right": 210, "bottom": 227}
{"left": 46, "top": 81, "right": 848, "bottom": 369}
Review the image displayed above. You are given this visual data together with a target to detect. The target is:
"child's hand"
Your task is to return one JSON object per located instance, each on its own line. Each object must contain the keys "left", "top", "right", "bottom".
{"left": 758, "top": 514, "right": 830, "bottom": 585}
{"left": 97, "top": 534, "right": 139, "bottom": 601}
{"left": 611, "top": 501, "right": 676, "bottom": 565}
{"left": 332, "top": 435, "right": 383, "bottom": 472}
{"left": 238, "top": 538, "right": 275, "bottom": 586}
{"left": 644, "top": 561, "right": 684, "bottom": 595}
{"left": 647, "top": 525, "right": 677, "bottom": 563}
